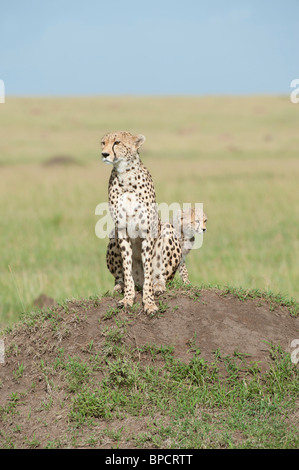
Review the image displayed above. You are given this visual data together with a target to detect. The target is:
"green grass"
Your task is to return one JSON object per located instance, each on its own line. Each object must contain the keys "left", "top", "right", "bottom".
{"left": 28, "top": 328, "right": 299, "bottom": 447}
{"left": 69, "top": 343, "right": 298, "bottom": 448}
{"left": 1, "top": 95, "right": 299, "bottom": 326}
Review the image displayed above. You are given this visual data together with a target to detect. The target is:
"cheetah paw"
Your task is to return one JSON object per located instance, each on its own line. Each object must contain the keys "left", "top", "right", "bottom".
{"left": 117, "top": 297, "right": 134, "bottom": 309}
{"left": 113, "top": 283, "right": 124, "bottom": 293}
{"left": 144, "top": 302, "right": 159, "bottom": 315}
{"left": 153, "top": 280, "right": 166, "bottom": 296}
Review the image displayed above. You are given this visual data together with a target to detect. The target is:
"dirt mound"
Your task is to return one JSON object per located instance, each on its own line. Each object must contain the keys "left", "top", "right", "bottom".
{"left": 42, "top": 155, "right": 78, "bottom": 166}
{"left": 33, "top": 294, "right": 56, "bottom": 309}
{"left": 127, "top": 290, "right": 297, "bottom": 367}
{"left": 0, "top": 287, "right": 298, "bottom": 449}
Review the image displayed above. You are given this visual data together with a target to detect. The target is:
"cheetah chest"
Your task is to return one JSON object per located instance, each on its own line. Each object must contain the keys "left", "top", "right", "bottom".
{"left": 117, "top": 192, "right": 151, "bottom": 239}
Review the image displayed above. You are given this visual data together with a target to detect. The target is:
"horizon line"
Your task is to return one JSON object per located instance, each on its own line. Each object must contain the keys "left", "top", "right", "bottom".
{"left": 4, "top": 92, "right": 289, "bottom": 99}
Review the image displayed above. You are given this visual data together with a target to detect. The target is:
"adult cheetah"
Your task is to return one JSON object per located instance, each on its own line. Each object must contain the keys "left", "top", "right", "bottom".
{"left": 101, "top": 131, "right": 160, "bottom": 314}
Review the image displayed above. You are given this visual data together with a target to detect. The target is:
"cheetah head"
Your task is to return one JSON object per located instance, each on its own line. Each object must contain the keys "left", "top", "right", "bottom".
{"left": 101, "top": 131, "right": 145, "bottom": 167}
{"left": 175, "top": 207, "right": 208, "bottom": 239}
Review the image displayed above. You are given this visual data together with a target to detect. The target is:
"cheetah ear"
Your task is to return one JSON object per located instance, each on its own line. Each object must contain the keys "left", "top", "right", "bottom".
{"left": 134, "top": 134, "right": 145, "bottom": 150}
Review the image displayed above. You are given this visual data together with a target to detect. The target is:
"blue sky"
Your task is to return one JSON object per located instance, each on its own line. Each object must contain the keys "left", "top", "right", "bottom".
{"left": 1, "top": 0, "right": 299, "bottom": 95}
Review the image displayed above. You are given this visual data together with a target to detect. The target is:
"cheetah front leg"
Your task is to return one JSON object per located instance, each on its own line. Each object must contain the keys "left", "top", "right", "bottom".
{"left": 152, "top": 229, "right": 182, "bottom": 295}
{"left": 152, "top": 238, "right": 166, "bottom": 296}
{"left": 178, "top": 261, "right": 191, "bottom": 284}
{"left": 106, "top": 238, "right": 124, "bottom": 293}
{"left": 141, "top": 238, "right": 158, "bottom": 314}
{"left": 117, "top": 237, "right": 135, "bottom": 309}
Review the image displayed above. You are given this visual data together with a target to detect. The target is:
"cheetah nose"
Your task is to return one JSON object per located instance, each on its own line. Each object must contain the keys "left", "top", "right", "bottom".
{"left": 102, "top": 152, "right": 110, "bottom": 158}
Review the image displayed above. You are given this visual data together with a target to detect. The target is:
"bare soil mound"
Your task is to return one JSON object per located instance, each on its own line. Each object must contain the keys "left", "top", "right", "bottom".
{"left": 0, "top": 287, "right": 298, "bottom": 449}
{"left": 127, "top": 289, "right": 297, "bottom": 367}
{"left": 42, "top": 155, "right": 79, "bottom": 166}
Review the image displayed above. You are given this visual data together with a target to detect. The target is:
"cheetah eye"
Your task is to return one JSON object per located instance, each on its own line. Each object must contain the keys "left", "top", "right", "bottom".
{"left": 114, "top": 141, "right": 121, "bottom": 145}
{"left": 101, "top": 141, "right": 105, "bottom": 146}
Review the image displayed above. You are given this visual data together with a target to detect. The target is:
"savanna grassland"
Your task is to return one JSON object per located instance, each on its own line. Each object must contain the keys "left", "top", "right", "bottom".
{"left": 0, "top": 95, "right": 299, "bottom": 327}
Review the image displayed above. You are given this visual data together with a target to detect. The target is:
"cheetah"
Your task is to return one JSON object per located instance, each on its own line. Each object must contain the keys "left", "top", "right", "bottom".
{"left": 151, "top": 206, "right": 207, "bottom": 293}
{"left": 173, "top": 207, "right": 208, "bottom": 285}
{"left": 101, "top": 131, "right": 160, "bottom": 315}
{"left": 107, "top": 206, "right": 207, "bottom": 296}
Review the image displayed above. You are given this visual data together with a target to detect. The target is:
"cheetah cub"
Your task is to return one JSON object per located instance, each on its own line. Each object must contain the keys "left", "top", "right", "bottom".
{"left": 174, "top": 207, "right": 207, "bottom": 285}
{"left": 151, "top": 207, "right": 207, "bottom": 294}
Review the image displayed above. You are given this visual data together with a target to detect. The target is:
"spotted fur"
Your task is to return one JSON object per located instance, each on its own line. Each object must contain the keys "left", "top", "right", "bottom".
{"left": 174, "top": 207, "right": 208, "bottom": 284}
{"left": 107, "top": 206, "right": 207, "bottom": 296}
{"left": 102, "top": 131, "right": 160, "bottom": 315}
